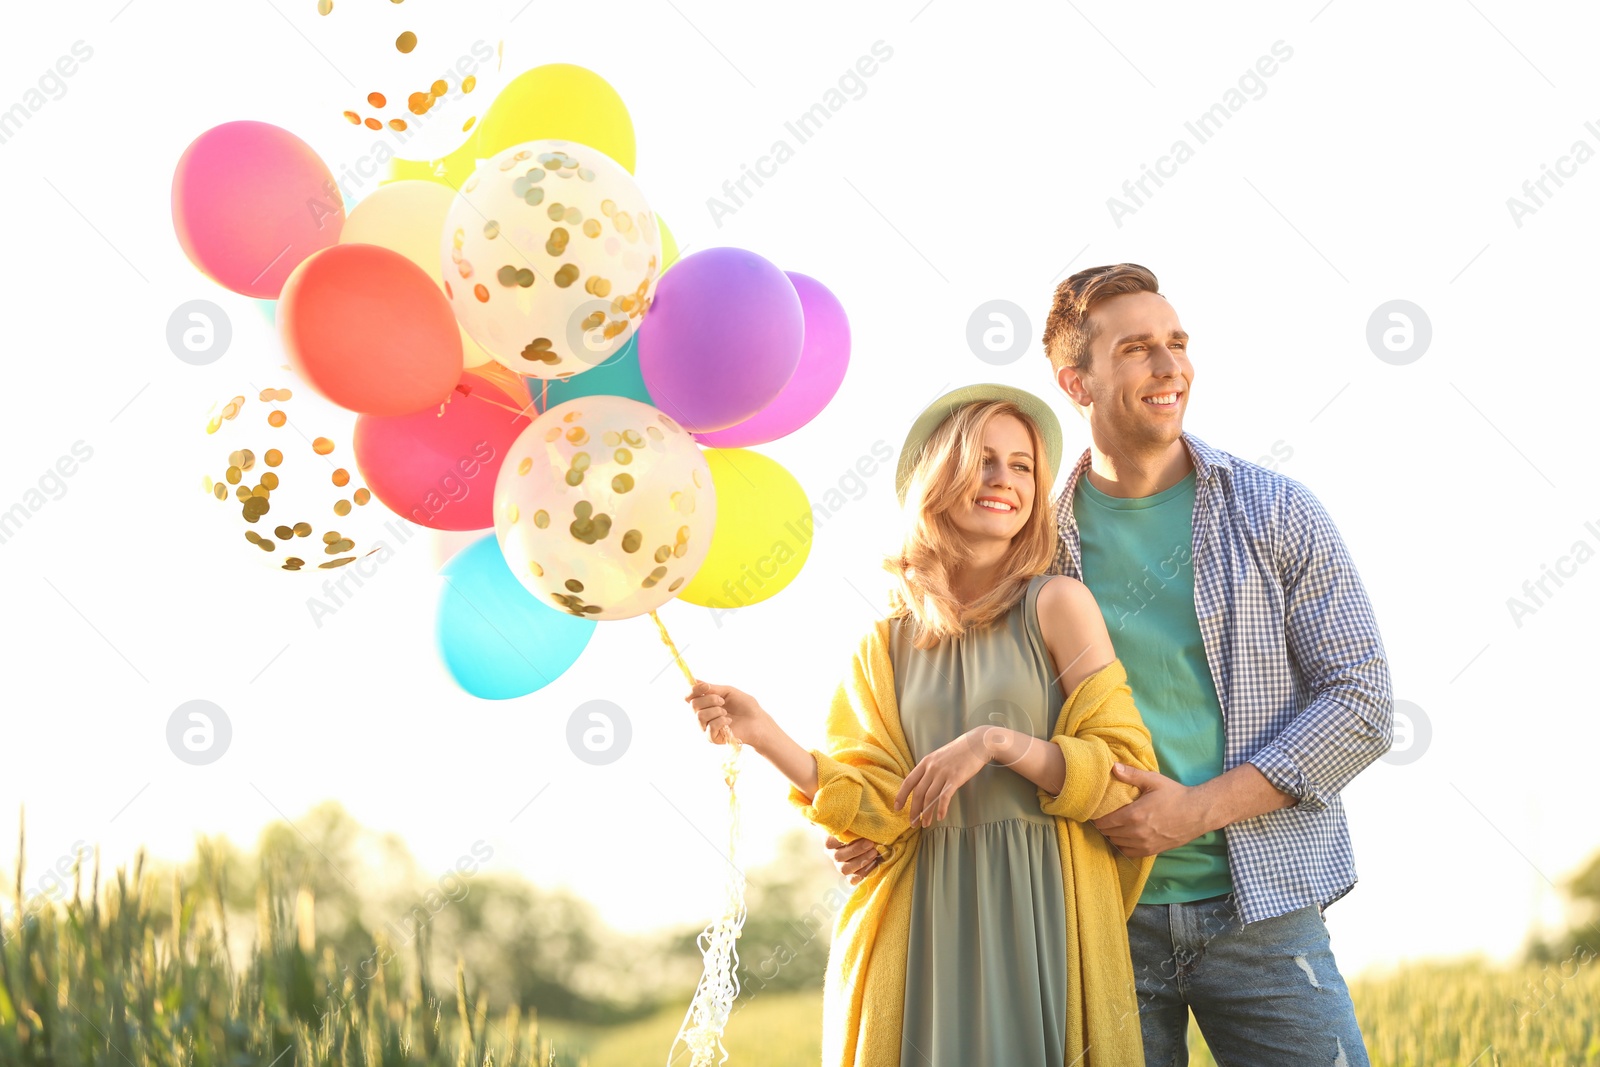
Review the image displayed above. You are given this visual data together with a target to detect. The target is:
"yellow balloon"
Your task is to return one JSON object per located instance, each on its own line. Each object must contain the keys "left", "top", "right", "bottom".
{"left": 677, "top": 449, "right": 811, "bottom": 609}
{"left": 475, "top": 63, "right": 636, "bottom": 173}
{"left": 658, "top": 214, "right": 680, "bottom": 276}
{"left": 340, "top": 180, "right": 495, "bottom": 368}
{"left": 381, "top": 134, "right": 480, "bottom": 189}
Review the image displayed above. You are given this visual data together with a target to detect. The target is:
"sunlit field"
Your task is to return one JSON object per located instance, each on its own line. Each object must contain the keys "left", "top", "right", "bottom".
{"left": 5, "top": 833, "right": 1595, "bottom": 1067}
{"left": 543, "top": 961, "right": 1600, "bottom": 1067}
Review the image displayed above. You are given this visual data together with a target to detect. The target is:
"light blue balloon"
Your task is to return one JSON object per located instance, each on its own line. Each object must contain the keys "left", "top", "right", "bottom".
{"left": 532, "top": 333, "right": 655, "bottom": 408}
{"left": 436, "top": 534, "right": 596, "bottom": 700}
{"left": 257, "top": 298, "right": 276, "bottom": 326}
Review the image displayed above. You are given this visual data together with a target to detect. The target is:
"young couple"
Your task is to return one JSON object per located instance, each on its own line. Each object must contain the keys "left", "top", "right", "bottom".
{"left": 685, "top": 264, "right": 1394, "bottom": 1066}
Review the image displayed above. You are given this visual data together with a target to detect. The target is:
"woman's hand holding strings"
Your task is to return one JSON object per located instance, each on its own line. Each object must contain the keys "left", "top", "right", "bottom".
{"left": 684, "top": 680, "right": 773, "bottom": 748}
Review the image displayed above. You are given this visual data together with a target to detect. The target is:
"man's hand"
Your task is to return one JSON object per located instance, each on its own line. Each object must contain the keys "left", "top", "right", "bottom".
{"left": 1091, "top": 763, "right": 1211, "bottom": 857}
{"left": 825, "top": 835, "right": 880, "bottom": 885}
{"left": 895, "top": 727, "right": 992, "bottom": 827}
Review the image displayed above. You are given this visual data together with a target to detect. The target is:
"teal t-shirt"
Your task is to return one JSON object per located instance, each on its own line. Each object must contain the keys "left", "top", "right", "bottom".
{"left": 1074, "top": 468, "right": 1233, "bottom": 903}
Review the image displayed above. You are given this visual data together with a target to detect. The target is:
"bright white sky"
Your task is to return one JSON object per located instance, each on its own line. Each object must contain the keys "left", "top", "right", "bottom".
{"left": 2, "top": 0, "right": 1595, "bottom": 982}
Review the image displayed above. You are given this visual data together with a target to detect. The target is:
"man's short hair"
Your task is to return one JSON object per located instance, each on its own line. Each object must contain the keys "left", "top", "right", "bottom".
{"left": 1041, "top": 263, "right": 1164, "bottom": 374}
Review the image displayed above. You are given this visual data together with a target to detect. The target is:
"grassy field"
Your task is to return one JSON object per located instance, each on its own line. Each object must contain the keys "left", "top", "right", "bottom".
{"left": 4, "top": 839, "right": 1598, "bottom": 1065}
{"left": 0, "top": 843, "right": 575, "bottom": 1066}
{"left": 540, "top": 989, "right": 825, "bottom": 1065}
{"left": 542, "top": 959, "right": 1600, "bottom": 1067}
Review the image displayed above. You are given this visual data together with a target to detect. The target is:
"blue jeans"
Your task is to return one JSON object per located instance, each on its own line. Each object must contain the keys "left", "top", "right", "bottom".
{"left": 1126, "top": 893, "right": 1370, "bottom": 1066}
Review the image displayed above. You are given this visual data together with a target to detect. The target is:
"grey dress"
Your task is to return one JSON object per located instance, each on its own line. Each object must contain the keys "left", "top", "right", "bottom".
{"left": 889, "top": 573, "right": 1069, "bottom": 1067}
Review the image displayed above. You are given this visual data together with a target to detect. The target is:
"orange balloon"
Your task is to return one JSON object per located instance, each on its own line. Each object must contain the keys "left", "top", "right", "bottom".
{"left": 279, "top": 243, "right": 463, "bottom": 416}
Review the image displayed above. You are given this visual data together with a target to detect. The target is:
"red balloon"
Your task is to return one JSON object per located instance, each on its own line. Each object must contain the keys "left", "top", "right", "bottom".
{"left": 353, "top": 369, "right": 532, "bottom": 530}
{"left": 279, "top": 243, "right": 463, "bottom": 416}
{"left": 171, "top": 120, "right": 343, "bottom": 298}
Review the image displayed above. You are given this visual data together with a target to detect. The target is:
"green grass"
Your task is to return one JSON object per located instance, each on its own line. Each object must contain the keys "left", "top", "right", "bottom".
{"left": 6, "top": 833, "right": 1598, "bottom": 1066}
{"left": 540, "top": 989, "right": 823, "bottom": 1066}
{"left": 1181, "top": 958, "right": 1600, "bottom": 1066}
{"left": 546, "top": 960, "right": 1600, "bottom": 1067}
{"left": 1, "top": 843, "right": 573, "bottom": 1066}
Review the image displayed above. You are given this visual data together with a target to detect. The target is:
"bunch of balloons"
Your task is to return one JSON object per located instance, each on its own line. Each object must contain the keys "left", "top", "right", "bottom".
{"left": 171, "top": 30, "right": 851, "bottom": 702}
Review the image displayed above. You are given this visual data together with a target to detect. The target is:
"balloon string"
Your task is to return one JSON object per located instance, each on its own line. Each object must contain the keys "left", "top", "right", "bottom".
{"left": 651, "top": 608, "right": 748, "bottom": 1067}
{"left": 465, "top": 392, "right": 536, "bottom": 418}
{"left": 471, "top": 361, "right": 534, "bottom": 406}
{"left": 649, "top": 608, "right": 696, "bottom": 688}
{"left": 649, "top": 607, "right": 742, "bottom": 758}
{"left": 450, "top": 364, "right": 541, "bottom": 419}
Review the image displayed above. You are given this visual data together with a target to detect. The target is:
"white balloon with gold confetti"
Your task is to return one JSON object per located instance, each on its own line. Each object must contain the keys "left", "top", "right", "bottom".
{"left": 492, "top": 396, "right": 713, "bottom": 619}
{"left": 298, "top": 0, "right": 505, "bottom": 162}
{"left": 202, "top": 375, "right": 394, "bottom": 573}
{"left": 442, "top": 140, "right": 662, "bottom": 379}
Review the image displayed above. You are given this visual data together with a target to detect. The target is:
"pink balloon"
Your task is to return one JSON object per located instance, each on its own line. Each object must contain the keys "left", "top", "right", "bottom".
{"left": 171, "top": 120, "right": 343, "bottom": 298}
{"left": 352, "top": 370, "right": 532, "bottom": 530}
{"left": 693, "top": 272, "right": 850, "bottom": 447}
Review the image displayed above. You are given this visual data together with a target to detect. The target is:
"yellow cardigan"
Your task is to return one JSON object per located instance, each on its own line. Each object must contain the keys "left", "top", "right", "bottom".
{"left": 786, "top": 618, "right": 1158, "bottom": 1067}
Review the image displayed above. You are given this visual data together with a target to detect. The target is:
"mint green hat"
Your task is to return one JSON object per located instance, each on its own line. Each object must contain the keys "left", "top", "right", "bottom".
{"left": 895, "top": 383, "right": 1063, "bottom": 506}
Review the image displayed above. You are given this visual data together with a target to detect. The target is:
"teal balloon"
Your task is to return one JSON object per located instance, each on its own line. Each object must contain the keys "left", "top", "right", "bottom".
{"left": 257, "top": 299, "right": 276, "bottom": 326}
{"left": 532, "top": 333, "right": 655, "bottom": 407}
{"left": 436, "top": 534, "right": 595, "bottom": 699}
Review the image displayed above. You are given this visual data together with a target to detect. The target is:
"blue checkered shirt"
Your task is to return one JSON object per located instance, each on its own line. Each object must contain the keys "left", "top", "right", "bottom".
{"left": 1049, "top": 431, "right": 1394, "bottom": 925}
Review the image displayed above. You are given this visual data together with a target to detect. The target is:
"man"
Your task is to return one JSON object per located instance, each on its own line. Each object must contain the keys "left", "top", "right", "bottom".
{"left": 826, "top": 263, "right": 1393, "bottom": 1064}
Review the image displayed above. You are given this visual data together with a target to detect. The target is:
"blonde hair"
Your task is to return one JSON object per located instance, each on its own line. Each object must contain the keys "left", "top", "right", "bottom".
{"left": 883, "top": 400, "right": 1057, "bottom": 650}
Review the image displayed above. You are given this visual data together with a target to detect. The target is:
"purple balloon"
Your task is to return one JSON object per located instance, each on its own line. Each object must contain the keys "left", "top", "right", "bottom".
{"left": 637, "top": 247, "right": 804, "bottom": 433}
{"left": 693, "top": 272, "right": 850, "bottom": 448}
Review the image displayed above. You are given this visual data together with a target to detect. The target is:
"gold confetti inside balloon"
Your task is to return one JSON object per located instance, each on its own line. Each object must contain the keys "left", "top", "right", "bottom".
{"left": 493, "top": 396, "right": 714, "bottom": 620}
{"left": 442, "top": 139, "right": 662, "bottom": 379}
{"left": 302, "top": 0, "right": 505, "bottom": 163}
{"left": 202, "top": 376, "right": 394, "bottom": 572}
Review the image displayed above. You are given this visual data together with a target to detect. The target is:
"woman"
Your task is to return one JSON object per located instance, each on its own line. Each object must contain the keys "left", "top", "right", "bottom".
{"left": 685, "top": 383, "right": 1158, "bottom": 1066}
